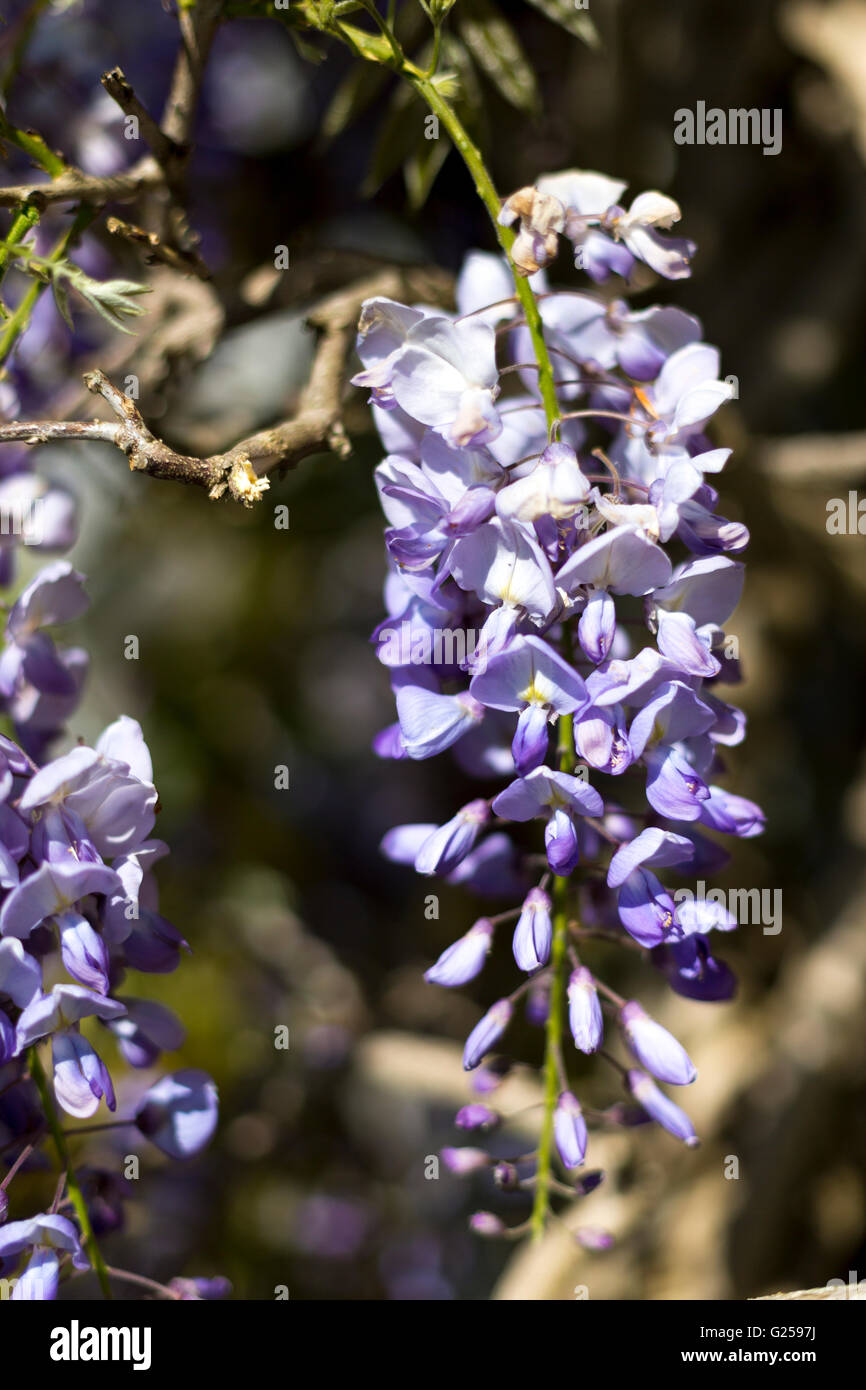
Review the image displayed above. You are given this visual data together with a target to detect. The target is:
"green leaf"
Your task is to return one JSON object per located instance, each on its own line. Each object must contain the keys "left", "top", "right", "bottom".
{"left": 362, "top": 84, "right": 422, "bottom": 195}
{"left": 336, "top": 20, "right": 396, "bottom": 64}
{"left": 522, "top": 0, "right": 600, "bottom": 48}
{"left": 457, "top": 0, "right": 540, "bottom": 114}
{"left": 288, "top": 29, "right": 328, "bottom": 63}
{"left": 404, "top": 135, "right": 451, "bottom": 210}
{"left": 320, "top": 59, "right": 391, "bottom": 142}
{"left": 51, "top": 276, "right": 74, "bottom": 331}
{"left": 55, "top": 265, "right": 151, "bottom": 335}
{"left": 441, "top": 33, "right": 484, "bottom": 120}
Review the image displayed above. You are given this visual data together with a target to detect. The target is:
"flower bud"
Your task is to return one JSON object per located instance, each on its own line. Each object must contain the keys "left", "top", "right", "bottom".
{"left": 575, "top": 1227, "right": 614, "bottom": 1251}
{"left": 554, "top": 1090, "right": 587, "bottom": 1170}
{"left": 455, "top": 1104, "right": 499, "bottom": 1132}
{"left": 627, "top": 1069, "right": 699, "bottom": 1147}
{"left": 415, "top": 799, "right": 490, "bottom": 877}
{"left": 512, "top": 887, "right": 552, "bottom": 973}
{"left": 511, "top": 704, "right": 550, "bottom": 776}
{"left": 493, "top": 1161, "right": 519, "bottom": 1190}
{"left": 463, "top": 998, "right": 512, "bottom": 1071}
{"left": 425, "top": 918, "right": 494, "bottom": 988}
{"left": 469, "top": 1210, "right": 506, "bottom": 1237}
{"left": 621, "top": 1001, "right": 696, "bottom": 1085}
{"left": 441, "top": 1147, "right": 490, "bottom": 1175}
{"left": 567, "top": 967, "right": 603, "bottom": 1053}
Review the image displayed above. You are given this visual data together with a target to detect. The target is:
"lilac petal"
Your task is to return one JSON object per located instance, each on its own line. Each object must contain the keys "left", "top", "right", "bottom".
{"left": 628, "top": 1069, "right": 699, "bottom": 1146}
{"left": 6, "top": 560, "right": 89, "bottom": 639}
{"left": 0, "top": 860, "right": 120, "bottom": 940}
{"left": 661, "top": 936, "right": 737, "bottom": 1001}
{"left": 537, "top": 170, "right": 627, "bottom": 216}
{"left": 415, "top": 800, "right": 490, "bottom": 877}
{"left": 463, "top": 999, "right": 512, "bottom": 1071}
{"left": 511, "top": 704, "right": 550, "bottom": 775}
{"left": 645, "top": 746, "right": 710, "bottom": 820}
{"left": 698, "top": 787, "right": 766, "bottom": 838}
{"left": 578, "top": 587, "right": 616, "bottom": 663}
{"left": 57, "top": 911, "right": 110, "bottom": 994}
{"left": 0, "top": 1009, "right": 14, "bottom": 1063}
{"left": 135, "top": 1069, "right": 218, "bottom": 1159}
{"left": 607, "top": 827, "right": 695, "bottom": 888}
{"left": 0, "top": 938, "right": 42, "bottom": 1008}
{"left": 446, "top": 833, "right": 526, "bottom": 897}
{"left": 449, "top": 518, "right": 557, "bottom": 624}
{"left": 545, "top": 806, "right": 580, "bottom": 874}
{"left": 372, "top": 722, "right": 406, "bottom": 760}
{"left": 118, "top": 909, "right": 189, "bottom": 974}
{"left": 575, "top": 704, "right": 633, "bottom": 775}
{"left": 442, "top": 1147, "right": 490, "bottom": 1175}
{"left": 381, "top": 823, "right": 437, "bottom": 865}
{"left": 94, "top": 715, "right": 153, "bottom": 783}
{"left": 52, "top": 1031, "right": 116, "bottom": 1119}
{"left": 577, "top": 230, "right": 635, "bottom": 282}
{"left": 469, "top": 634, "right": 588, "bottom": 715}
{"left": 621, "top": 1001, "right": 696, "bottom": 1085}
{"left": 445, "top": 486, "right": 497, "bottom": 536}
{"left": 653, "top": 556, "right": 744, "bottom": 627}
{"left": 15, "top": 985, "right": 126, "bottom": 1051}
{"left": 568, "top": 967, "right": 603, "bottom": 1053}
{"left": 512, "top": 887, "right": 552, "bottom": 972}
{"left": 425, "top": 918, "right": 494, "bottom": 987}
{"left": 455, "top": 250, "right": 516, "bottom": 321}
{"left": 455, "top": 1103, "right": 500, "bottom": 1131}
{"left": 396, "top": 686, "right": 484, "bottom": 759}
{"left": 0, "top": 1213, "right": 89, "bottom": 1271}
{"left": 622, "top": 224, "right": 694, "bottom": 280}
{"left": 495, "top": 443, "right": 590, "bottom": 523}
{"left": 354, "top": 296, "right": 427, "bottom": 374}
{"left": 617, "top": 868, "right": 675, "bottom": 947}
{"left": 19, "top": 634, "right": 78, "bottom": 696}
{"left": 18, "top": 744, "right": 100, "bottom": 809}
{"left": 554, "top": 1090, "right": 587, "bottom": 1169}
{"left": 557, "top": 525, "right": 672, "bottom": 597}
{"left": 628, "top": 682, "right": 716, "bottom": 758}
{"left": 675, "top": 897, "right": 738, "bottom": 935}
{"left": 655, "top": 609, "right": 720, "bottom": 677}
{"left": 108, "top": 997, "right": 187, "bottom": 1068}
{"left": 11, "top": 1247, "right": 59, "bottom": 1301}
{"left": 493, "top": 766, "right": 604, "bottom": 821}
{"left": 587, "top": 647, "right": 680, "bottom": 708}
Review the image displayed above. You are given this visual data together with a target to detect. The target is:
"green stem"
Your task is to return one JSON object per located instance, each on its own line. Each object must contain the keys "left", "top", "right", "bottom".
{"left": 0, "top": 110, "right": 65, "bottom": 178}
{"left": 29, "top": 1047, "right": 113, "bottom": 1300}
{"left": 403, "top": 66, "right": 559, "bottom": 430}
{"left": 0, "top": 202, "right": 41, "bottom": 286}
{"left": 0, "top": 204, "right": 96, "bottom": 366}
{"left": 325, "top": 6, "right": 568, "bottom": 1239}
{"left": 530, "top": 710, "right": 574, "bottom": 1240}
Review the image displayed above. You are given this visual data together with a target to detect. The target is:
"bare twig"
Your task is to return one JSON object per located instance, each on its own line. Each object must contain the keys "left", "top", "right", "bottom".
{"left": 0, "top": 267, "right": 453, "bottom": 504}
{"left": 100, "top": 67, "right": 185, "bottom": 171}
{"left": 105, "top": 215, "right": 211, "bottom": 280}
{"left": 0, "top": 164, "right": 162, "bottom": 209}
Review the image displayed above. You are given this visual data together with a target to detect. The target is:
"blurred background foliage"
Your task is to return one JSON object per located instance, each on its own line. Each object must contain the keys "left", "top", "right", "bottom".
{"left": 3, "top": 0, "right": 866, "bottom": 1299}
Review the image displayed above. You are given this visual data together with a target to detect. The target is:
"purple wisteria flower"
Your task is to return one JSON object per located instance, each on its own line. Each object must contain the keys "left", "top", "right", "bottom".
{"left": 0, "top": 557, "right": 220, "bottom": 1298}
{"left": 361, "top": 166, "right": 762, "bottom": 1239}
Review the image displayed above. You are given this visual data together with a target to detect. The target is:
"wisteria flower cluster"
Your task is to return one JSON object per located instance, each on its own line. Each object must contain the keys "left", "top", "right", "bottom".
{"left": 360, "top": 169, "right": 763, "bottom": 1240}
{"left": 0, "top": 532, "right": 220, "bottom": 1299}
